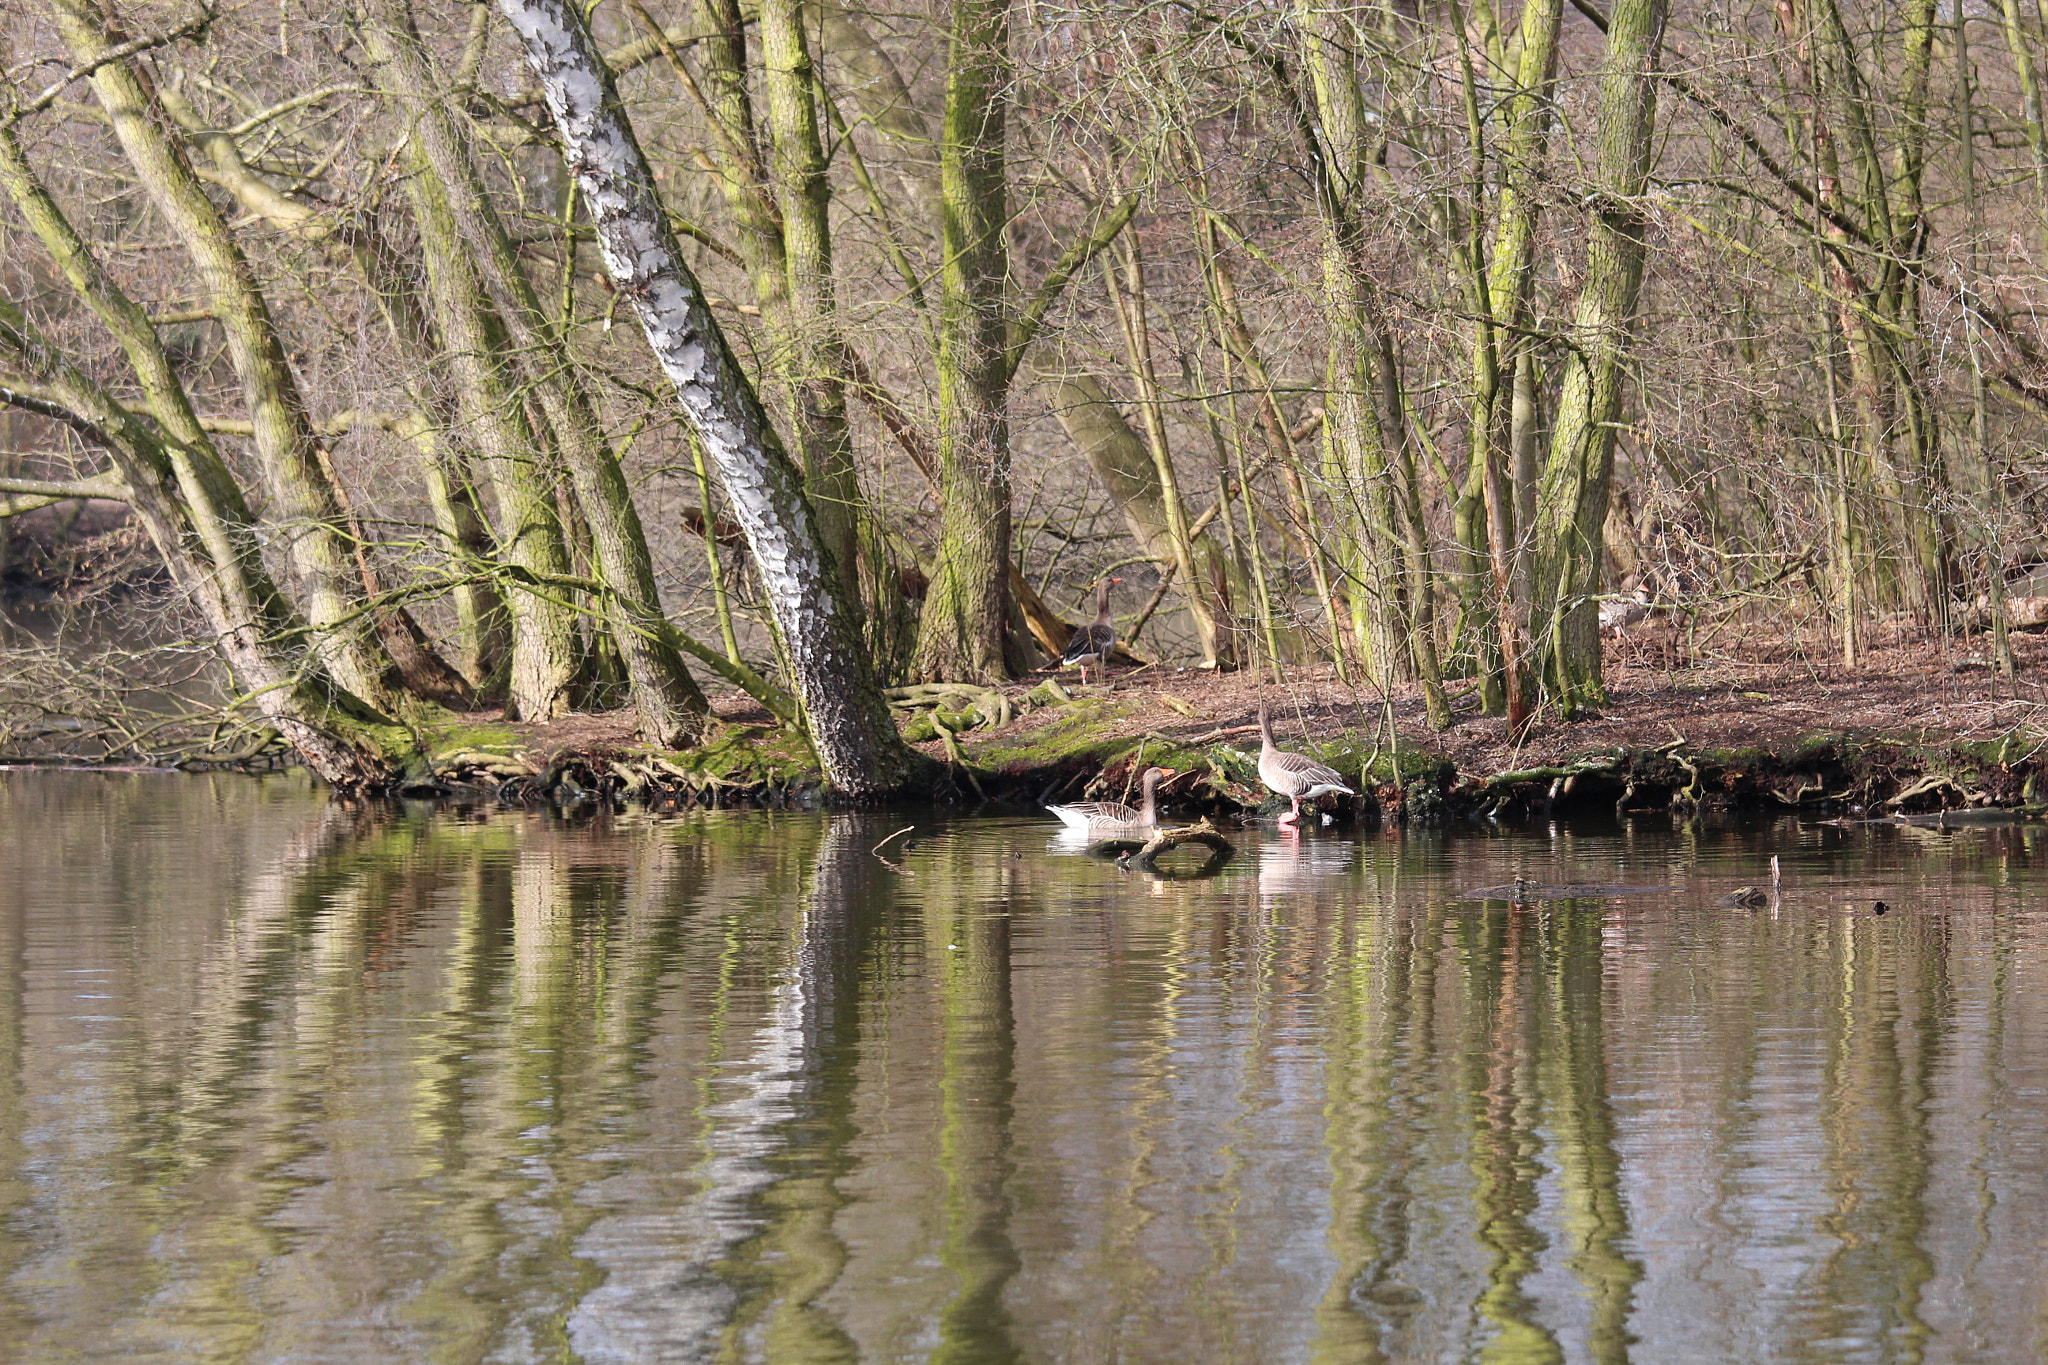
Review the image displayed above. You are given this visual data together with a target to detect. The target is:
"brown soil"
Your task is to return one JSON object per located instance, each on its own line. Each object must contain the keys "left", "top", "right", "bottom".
{"left": 949, "top": 626, "right": 2048, "bottom": 776}
{"left": 495, "top": 624, "right": 2048, "bottom": 794}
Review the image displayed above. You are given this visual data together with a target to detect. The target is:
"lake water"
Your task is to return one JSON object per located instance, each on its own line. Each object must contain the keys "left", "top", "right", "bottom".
{"left": 2, "top": 770, "right": 2045, "bottom": 1363}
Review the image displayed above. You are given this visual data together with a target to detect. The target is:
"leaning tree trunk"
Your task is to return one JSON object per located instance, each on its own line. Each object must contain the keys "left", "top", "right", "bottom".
{"left": 385, "top": 123, "right": 586, "bottom": 722}
{"left": 48, "top": 0, "right": 399, "bottom": 711}
{"left": 0, "top": 302, "right": 404, "bottom": 786}
{"left": 494, "top": 0, "right": 930, "bottom": 795}
{"left": 1526, "top": 0, "right": 1668, "bottom": 716}
{"left": 154, "top": 78, "right": 513, "bottom": 693}
{"left": 368, "top": 0, "right": 713, "bottom": 744}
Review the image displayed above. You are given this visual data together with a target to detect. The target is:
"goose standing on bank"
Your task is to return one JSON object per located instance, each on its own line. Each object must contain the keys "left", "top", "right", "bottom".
{"left": 1061, "top": 577, "right": 1121, "bottom": 686}
{"left": 1047, "top": 766, "right": 1173, "bottom": 838}
{"left": 1258, "top": 700, "right": 1356, "bottom": 827}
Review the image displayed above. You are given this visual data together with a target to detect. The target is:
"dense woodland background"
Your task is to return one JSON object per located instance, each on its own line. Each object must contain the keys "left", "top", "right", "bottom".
{"left": 2, "top": 0, "right": 2045, "bottom": 784}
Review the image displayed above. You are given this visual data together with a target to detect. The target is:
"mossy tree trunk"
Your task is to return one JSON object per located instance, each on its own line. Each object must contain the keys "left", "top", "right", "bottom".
{"left": 678, "top": 0, "right": 884, "bottom": 647}
{"left": 912, "top": 0, "right": 1013, "bottom": 684}
{"left": 1289, "top": 1, "right": 1451, "bottom": 727}
{"left": 152, "top": 76, "right": 513, "bottom": 696}
{"left": 496, "top": 0, "right": 930, "bottom": 794}
{"left": 361, "top": 8, "right": 584, "bottom": 722}
{"left": 48, "top": 0, "right": 399, "bottom": 710}
{"left": 761, "top": 0, "right": 864, "bottom": 611}
{"left": 1526, "top": 0, "right": 1668, "bottom": 716}
{"left": 1457, "top": 0, "right": 1563, "bottom": 730}
{"left": 369, "top": 0, "right": 713, "bottom": 745}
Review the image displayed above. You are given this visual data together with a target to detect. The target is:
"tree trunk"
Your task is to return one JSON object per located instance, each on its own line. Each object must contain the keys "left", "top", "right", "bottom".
{"left": 154, "top": 78, "right": 512, "bottom": 696}
{"left": 392, "top": 130, "right": 586, "bottom": 722}
{"left": 911, "top": 0, "right": 1013, "bottom": 684}
{"left": 48, "top": 0, "right": 397, "bottom": 709}
{"left": 0, "top": 302, "right": 404, "bottom": 786}
{"left": 370, "top": 0, "right": 713, "bottom": 744}
{"left": 1527, "top": 0, "right": 1669, "bottom": 715}
{"left": 1458, "top": 0, "right": 1562, "bottom": 728}
{"left": 762, "top": 0, "right": 864, "bottom": 610}
{"left": 1291, "top": 2, "right": 1450, "bottom": 726}
{"left": 495, "top": 0, "right": 930, "bottom": 794}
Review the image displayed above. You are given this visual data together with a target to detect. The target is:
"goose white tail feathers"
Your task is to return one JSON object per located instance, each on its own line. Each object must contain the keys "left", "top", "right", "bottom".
{"left": 1256, "top": 700, "right": 1357, "bottom": 827}
{"left": 1047, "top": 804, "right": 1100, "bottom": 831}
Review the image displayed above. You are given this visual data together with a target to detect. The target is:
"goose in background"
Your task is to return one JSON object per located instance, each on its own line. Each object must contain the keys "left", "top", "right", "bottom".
{"left": 1599, "top": 583, "right": 1654, "bottom": 637}
{"left": 1061, "top": 577, "right": 1122, "bottom": 686}
{"left": 1047, "top": 766, "right": 1173, "bottom": 838}
{"left": 1257, "top": 700, "right": 1356, "bottom": 827}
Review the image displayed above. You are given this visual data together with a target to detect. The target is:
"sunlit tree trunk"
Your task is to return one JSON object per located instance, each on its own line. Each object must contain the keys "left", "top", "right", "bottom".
{"left": 912, "top": 0, "right": 1013, "bottom": 684}
{"left": 153, "top": 79, "right": 512, "bottom": 694}
{"left": 761, "top": 0, "right": 863, "bottom": 609}
{"left": 1099, "top": 240, "right": 1236, "bottom": 668}
{"left": 371, "top": 71, "right": 585, "bottom": 721}
{"left": 1292, "top": 2, "right": 1449, "bottom": 727}
{"left": 48, "top": 0, "right": 397, "bottom": 709}
{"left": 1456, "top": 0, "right": 1562, "bottom": 730}
{"left": 495, "top": 0, "right": 930, "bottom": 793}
{"left": 370, "top": 0, "right": 712, "bottom": 743}
{"left": 1526, "top": 0, "right": 1668, "bottom": 715}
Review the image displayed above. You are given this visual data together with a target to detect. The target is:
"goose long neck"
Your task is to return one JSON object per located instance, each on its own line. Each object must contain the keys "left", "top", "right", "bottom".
{"left": 1139, "top": 771, "right": 1159, "bottom": 821}
{"left": 1095, "top": 580, "right": 1112, "bottom": 624}
{"left": 1258, "top": 703, "right": 1275, "bottom": 755}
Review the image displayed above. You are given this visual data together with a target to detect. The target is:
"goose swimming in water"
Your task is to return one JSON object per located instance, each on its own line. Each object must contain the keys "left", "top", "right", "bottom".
{"left": 1047, "top": 766, "right": 1173, "bottom": 838}
{"left": 1257, "top": 700, "right": 1356, "bottom": 827}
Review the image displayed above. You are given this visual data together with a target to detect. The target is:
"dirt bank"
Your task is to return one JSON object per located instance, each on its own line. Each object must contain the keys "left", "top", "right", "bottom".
{"left": 406, "top": 625, "right": 2048, "bottom": 823}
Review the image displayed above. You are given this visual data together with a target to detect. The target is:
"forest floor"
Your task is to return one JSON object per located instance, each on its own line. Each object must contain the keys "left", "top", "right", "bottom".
{"left": 475, "top": 622, "right": 2048, "bottom": 818}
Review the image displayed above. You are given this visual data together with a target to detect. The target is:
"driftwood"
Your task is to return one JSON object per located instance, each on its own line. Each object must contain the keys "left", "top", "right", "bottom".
{"left": 1120, "top": 818, "right": 1237, "bottom": 873}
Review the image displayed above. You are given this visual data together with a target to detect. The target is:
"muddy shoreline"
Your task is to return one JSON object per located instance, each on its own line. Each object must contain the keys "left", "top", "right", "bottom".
{"left": 373, "top": 638, "right": 2048, "bottom": 826}
{"left": 13, "top": 634, "right": 2048, "bottom": 827}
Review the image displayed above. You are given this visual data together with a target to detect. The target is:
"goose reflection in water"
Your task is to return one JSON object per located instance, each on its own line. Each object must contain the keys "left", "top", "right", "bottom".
{"left": 1256, "top": 829, "right": 1358, "bottom": 902}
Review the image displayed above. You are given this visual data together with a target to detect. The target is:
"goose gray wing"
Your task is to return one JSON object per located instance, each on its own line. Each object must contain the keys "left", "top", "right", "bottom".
{"left": 1047, "top": 798, "right": 1144, "bottom": 829}
{"left": 1061, "top": 621, "right": 1116, "bottom": 664}
{"left": 1261, "top": 748, "right": 1355, "bottom": 796}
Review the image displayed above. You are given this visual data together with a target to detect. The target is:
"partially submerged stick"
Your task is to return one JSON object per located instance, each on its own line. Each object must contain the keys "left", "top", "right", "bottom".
{"left": 1125, "top": 818, "right": 1236, "bottom": 871}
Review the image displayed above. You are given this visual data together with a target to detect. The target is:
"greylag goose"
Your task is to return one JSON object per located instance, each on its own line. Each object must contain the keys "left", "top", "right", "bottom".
{"left": 1061, "top": 577, "right": 1121, "bottom": 685}
{"left": 1599, "top": 584, "right": 1653, "bottom": 638}
{"left": 1257, "top": 700, "right": 1356, "bottom": 827}
{"left": 1047, "top": 766, "right": 1172, "bottom": 837}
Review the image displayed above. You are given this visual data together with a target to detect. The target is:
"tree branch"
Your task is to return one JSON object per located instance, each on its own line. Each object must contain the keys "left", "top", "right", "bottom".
{"left": 0, "top": 471, "right": 126, "bottom": 500}
{"left": 1005, "top": 191, "right": 1141, "bottom": 381}
{"left": 5, "top": 11, "right": 213, "bottom": 124}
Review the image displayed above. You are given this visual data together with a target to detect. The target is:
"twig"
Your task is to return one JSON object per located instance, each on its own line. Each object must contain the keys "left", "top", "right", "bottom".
{"left": 871, "top": 824, "right": 916, "bottom": 856}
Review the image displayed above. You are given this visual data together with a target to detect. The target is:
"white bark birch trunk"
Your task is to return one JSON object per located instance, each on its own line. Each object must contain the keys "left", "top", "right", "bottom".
{"left": 494, "top": 0, "right": 928, "bottom": 794}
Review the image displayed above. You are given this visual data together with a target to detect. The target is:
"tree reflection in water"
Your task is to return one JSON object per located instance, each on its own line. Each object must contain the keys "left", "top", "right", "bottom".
{"left": 0, "top": 774, "right": 2044, "bottom": 1362}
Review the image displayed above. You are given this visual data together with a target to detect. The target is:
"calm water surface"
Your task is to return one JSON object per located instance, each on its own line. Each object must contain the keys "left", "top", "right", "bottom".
{"left": 2, "top": 770, "right": 2046, "bottom": 1363}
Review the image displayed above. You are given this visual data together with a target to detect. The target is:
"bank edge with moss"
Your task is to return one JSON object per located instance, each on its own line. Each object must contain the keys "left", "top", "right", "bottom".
{"left": 350, "top": 704, "right": 2048, "bottom": 826}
